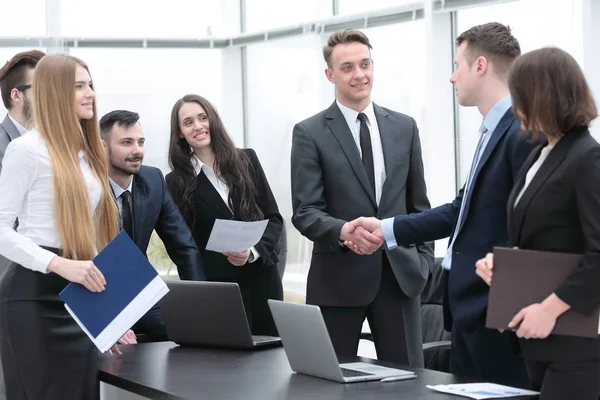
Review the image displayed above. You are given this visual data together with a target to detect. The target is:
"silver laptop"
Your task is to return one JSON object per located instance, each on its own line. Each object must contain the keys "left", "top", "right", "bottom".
{"left": 160, "top": 280, "right": 281, "bottom": 349}
{"left": 268, "top": 299, "right": 416, "bottom": 383}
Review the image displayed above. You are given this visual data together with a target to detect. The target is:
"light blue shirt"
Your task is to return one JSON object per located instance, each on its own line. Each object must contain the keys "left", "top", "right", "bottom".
{"left": 382, "top": 95, "right": 512, "bottom": 257}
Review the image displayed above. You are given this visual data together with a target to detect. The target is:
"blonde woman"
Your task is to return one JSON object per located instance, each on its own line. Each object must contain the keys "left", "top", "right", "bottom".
{"left": 0, "top": 54, "right": 119, "bottom": 399}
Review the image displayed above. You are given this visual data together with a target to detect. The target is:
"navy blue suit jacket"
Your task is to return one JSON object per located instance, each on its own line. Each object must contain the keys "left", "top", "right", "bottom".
{"left": 392, "top": 109, "right": 535, "bottom": 331}
{"left": 131, "top": 166, "right": 206, "bottom": 281}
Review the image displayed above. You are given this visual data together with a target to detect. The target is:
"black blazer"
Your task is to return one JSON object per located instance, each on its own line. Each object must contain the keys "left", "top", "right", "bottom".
{"left": 167, "top": 149, "right": 283, "bottom": 280}
{"left": 507, "top": 128, "right": 600, "bottom": 361}
{"left": 130, "top": 166, "right": 206, "bottom": 281}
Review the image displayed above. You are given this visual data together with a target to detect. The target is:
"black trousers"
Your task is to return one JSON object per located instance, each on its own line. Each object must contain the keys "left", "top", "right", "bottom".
{"left": 133, "top": 305, "right": 168, "bottom": 342}
{"left": 320, "top": 257, "right": 410, "bottom": 365}
{"left": 219, "top": 265, "right": 283, "bottom": 336}
{"left": 450, "top": 325, "right": 530, "bottom": 388}
{"left": 526, "top": 358, "right": 600, "bottom": 400}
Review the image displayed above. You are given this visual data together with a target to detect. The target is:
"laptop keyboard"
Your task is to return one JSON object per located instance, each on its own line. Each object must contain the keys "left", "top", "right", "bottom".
{"left": 340, "top": 367, "right": 373, "bottom": 377}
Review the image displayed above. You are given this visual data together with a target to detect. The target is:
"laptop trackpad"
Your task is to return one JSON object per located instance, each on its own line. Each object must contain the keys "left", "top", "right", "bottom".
{"left": 340, "top": 362, "right": 413, "bottom": 378}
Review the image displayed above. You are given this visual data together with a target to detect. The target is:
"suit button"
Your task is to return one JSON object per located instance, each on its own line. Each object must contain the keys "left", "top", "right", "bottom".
{"left": 329, "top": 246, "right": 335, "bottom": 251}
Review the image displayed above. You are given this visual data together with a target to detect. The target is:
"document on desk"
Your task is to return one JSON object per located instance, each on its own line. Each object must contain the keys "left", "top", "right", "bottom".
{"left": 59, "top": 231, "right": 169, "bottom": 353}
{"left": 205, "top": 219, "right": 269, "bottom": 253}
{"left": 426, "top": 383, "right": 539, "bottom": 399}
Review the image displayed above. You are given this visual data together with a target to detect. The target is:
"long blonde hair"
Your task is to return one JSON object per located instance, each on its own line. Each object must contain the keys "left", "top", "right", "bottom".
{"left": 33, "top": 54, "right": 119, "bottom": 260}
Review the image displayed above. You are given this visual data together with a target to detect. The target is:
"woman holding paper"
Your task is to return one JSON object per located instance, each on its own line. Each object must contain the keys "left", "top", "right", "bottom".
{"left": 476, "top": 47, "right": 600, "bottom": 399}
{"left": 0, "top": 54, "right": 120, "bottom": 399}
{"left": 166, "top": 94, "right": 283, "bottom": 336}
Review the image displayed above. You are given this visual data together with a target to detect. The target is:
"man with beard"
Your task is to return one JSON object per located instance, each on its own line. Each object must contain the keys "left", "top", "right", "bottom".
{"left": 100, "top": 110, "right": 206, "bottom": 342}
{"left": 0, "top": 50, "right": 45, "bottom": 173}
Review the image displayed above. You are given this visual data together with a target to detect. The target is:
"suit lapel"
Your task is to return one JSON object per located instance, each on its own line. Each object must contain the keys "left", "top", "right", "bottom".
{"left": 507, "top": 145, "right": 542, "bottom": 245}
{"left": 511, "top": 130, "right": 584, "bottom": 243}
{"left": 374, "top": 104, "right": 398, "bottom": 201}
{"left": 458, "top": 110, "right": 514, "bottom": 224}
{"left": 132, "top": 174, "right": 147, "bottom": 244}
{"left": 2, "top": 115, "right": 22, "bottom": 141}
{"left": 195, "top": 171, "right": 234, "bottom": 218}
{"left": 326, "top": 102, "right": 376, "bottom": 207}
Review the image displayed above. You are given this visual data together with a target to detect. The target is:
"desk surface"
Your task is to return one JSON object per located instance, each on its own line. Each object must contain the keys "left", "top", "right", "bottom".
{"left": 99, "top": 341, "right": 521, "bottom": 400}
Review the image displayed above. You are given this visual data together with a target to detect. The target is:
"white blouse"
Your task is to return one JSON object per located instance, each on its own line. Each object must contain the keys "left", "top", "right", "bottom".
{"left": 0, "top": 130, "right": 102, "bottom": 273}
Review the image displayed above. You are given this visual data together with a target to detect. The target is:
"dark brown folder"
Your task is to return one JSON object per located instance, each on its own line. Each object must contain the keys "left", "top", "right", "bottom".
{"left": 486, "top": 247, "right": 599, "bottom": 339}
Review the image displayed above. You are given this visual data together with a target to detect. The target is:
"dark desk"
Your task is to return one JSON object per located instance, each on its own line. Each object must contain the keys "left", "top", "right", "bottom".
{"left": 99, "top": 342, "right": 532, "bottom": 400}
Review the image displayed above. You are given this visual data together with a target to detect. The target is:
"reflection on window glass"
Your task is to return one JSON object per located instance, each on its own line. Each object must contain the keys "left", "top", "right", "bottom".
{"left": 0, "top": 0, "right": 46, "bottom": 37}
{"left": 456, "top": 0, "right": 581, "bottom": 183}
{"left": 69, "top": 48, "right": 222, "bottom": 172}
{"left": 60, "top": 0, "right": 223, "bottom": 37}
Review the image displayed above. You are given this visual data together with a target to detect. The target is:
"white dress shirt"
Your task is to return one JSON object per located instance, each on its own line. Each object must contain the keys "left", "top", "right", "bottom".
{"left": 514, "top": 142, "right": 556, "bottom": 207}
{"left": 109, "top": 176, "right": 134, "bottom": 215}
{"left": 8, "top": 114, "right": 28, "bottom": 135}
{"left": 192, "top": 155, "right": 260, "bottom": 263}
{"left": 336, "top": 100, "right": 386, "bottom": 205}
{"left": 0, "top": 129, "right": 102, "bottom": 273}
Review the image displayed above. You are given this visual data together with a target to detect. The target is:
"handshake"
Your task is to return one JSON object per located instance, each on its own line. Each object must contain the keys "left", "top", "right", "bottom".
{"left": 340, "top": 217, "right": 384, "bottom": 255}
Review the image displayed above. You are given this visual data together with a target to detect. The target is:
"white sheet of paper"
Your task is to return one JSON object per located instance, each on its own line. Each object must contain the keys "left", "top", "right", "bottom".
{"left": 205, "top": 219, "right": 269, "bottom": 253}
{"left": 426, "top": 383, "right": 539, "bottom": 399}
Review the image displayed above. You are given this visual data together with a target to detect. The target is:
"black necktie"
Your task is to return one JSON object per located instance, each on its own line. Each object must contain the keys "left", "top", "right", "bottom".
{"left": 120, "top": 190, "right": 133, "bottom": 239}
{"left": 357, "top": 112, "right": 376, "bottom": 196}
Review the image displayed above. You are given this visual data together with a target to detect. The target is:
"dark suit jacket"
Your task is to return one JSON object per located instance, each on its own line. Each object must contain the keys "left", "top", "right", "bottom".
{"left": 166, "top": 148, "right": 283, "bottom": 280}
{"left": 131, "top": 166, "right": 205, "bottom": 281}
{"left": 507, "top": 127, "right": 600, "bottom": 361}
{"left": 391, "top": 109, "right": 535, "bottom": 331}
{"left": 291, "top": 101, "right": 434, "bottom": 307}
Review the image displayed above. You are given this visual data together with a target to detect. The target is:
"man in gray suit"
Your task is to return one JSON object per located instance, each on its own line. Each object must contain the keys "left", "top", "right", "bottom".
{"left": 0, "top": 50, "right": 45, "bottom": 172}
{"left": 290, "top": 29, "right": 433, "bottom": 367}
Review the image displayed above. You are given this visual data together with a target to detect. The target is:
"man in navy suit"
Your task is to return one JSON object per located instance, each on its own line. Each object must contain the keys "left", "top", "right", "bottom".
{"left": 346, "top": 23, "right": 534, "bottom": 387}
{"left": 101, "top": 110, "right": 206, "bottom": 342}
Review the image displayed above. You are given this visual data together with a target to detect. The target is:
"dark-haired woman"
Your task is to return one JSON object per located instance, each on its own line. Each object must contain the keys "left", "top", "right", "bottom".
{"left": 476, "top": 47, "right": 600, "bottom": 399}
{"left": 166, "top": 94, "right": 283, "bottom": 336}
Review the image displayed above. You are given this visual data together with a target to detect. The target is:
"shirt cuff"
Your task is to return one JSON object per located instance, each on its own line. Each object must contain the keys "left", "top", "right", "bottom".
{"left": 32, "top": 247, "right": 59, "bottom": 273}
{"left": 381, "top": 217, "right": 398, "bottom": 250}
{"left": 248, "top": 247, "right": 261, "bottom": 263}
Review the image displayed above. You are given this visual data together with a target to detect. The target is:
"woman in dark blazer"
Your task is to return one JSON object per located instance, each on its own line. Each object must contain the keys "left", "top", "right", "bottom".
{"left": 476, "top": 47, "right": 600, "bottom": 399}
{"left": 166, "top": 94, "right": 283, "bottom": 336}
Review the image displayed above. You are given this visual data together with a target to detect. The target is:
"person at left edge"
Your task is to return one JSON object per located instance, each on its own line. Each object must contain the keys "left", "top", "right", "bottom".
{"left": 100, "top": 109, "right": 207, "bottom": 343}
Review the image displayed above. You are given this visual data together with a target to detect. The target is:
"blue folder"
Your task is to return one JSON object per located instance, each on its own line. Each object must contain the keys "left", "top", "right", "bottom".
{"left": 59, "top": 231, "right": 159, "bottom": 338}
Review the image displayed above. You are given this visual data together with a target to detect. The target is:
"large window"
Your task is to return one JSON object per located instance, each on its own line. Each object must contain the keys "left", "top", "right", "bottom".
{"left": 455, "top": 0, "right": 582, "bottom": 183}
{"left": 60, "top": 0, "right": 224, "bottom": 37}
{"left": 69, "top": 48, "right": 222, "bottom": 172}
{"left": 245, "top": 35, "right": 332, "bottom": 293}
{"left": 0, "top": 0, "right": 46, "bottom": 37}
{"left": 244, "top": 0, "right": 332, "bottom": 32}
{"left": 338, "top": 0, "right": 419, "bottom": 15}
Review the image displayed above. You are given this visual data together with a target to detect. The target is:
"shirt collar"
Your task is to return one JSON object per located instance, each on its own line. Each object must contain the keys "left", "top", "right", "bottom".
{"left": 192, "top": 155, "right": 215, "bottom": 176}
{"left": 336, "top": 100, "right": 376, "bottom": 130}
{"left": 109, "top": 176, "right": 133, "bottom": 199}
{"left": 8, "top": 114, "right": 28, "bottom": 135}
{"left": 481, "top": 94, "right": 512, "bottom": 135}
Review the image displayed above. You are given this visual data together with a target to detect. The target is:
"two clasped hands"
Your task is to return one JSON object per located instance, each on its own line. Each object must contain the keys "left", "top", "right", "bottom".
{"left": 476, "top": 252, "right": 569, "bottom": 341}
{"left": 340, "top": 217, "right": 385, "bottom": 255}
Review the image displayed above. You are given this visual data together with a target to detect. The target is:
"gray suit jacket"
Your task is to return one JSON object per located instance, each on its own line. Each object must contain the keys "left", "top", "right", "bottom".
{"left": 291, "top": 101, "right": 434, "bottom": 365}
{"left": 0, "top": 114, "right": 19, "bottom": 399}
{"left": 0, "top": 114, "right": 21, "bottom": 174}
